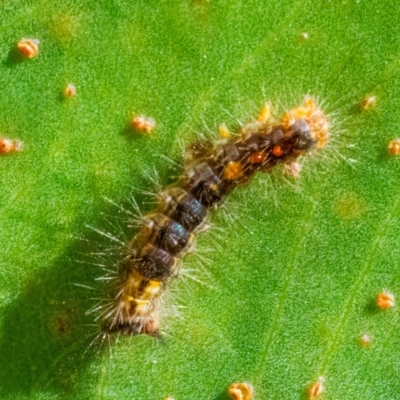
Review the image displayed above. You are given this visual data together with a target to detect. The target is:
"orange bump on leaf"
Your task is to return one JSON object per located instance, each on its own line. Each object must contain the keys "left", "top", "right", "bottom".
{"left": 131, "top": 115, "right": 156, "bottom": 134}
{"left": 361, "top": 95, "right": 376, "bottom": 111}
{"left": 63, "top": 83, "right": 76, "bottom": 98}
{"left": 0, "top": 137, "right": 23, "bottom": 155}
{"left": 377, "top": 292, "right": 395, "bottom": 309}
{"left": 228, "top": 382, "right": 253, "bottom": 400}
{"left": 360, "top": 334, "right": 371, "bottom": 347}
{"left": 300, "top": 32, "right": 309, "bottom": 40}
{"left": 17, "top": 39, "right": 39, "bottom": 58}
{"left": 309, "top": 377, "right": 324, "bottom": 400}
{"left": 388, "top": 139, "right": 400, "bottom": 156}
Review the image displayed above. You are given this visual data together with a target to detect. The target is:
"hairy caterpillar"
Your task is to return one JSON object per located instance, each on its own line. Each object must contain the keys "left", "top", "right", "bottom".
{"left": 101, "top": 96, "right": 330, "bottom": 336}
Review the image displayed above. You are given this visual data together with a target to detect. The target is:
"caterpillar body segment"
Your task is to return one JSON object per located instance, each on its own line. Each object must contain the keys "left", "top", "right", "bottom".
{"left": 102, "top": 97, "right": 330, "bottom": 335}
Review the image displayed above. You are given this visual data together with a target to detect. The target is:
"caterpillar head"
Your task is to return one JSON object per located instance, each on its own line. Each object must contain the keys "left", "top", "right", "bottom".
{"left": 280, "top": 96, "right": 330, "bottom": 151}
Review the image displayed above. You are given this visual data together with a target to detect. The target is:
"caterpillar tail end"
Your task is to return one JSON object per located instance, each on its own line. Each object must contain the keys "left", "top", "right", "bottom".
{"left": 102, "top": 269, "right": 163, "bottom": 336}
{"left": 103, "top": 317, "right": 160, "bottom": 337}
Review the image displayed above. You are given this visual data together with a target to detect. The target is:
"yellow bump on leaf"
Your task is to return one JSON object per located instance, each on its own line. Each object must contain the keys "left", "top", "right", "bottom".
{"left": 309, "top": 377, "right": 324, "bottom": 400}
{"left": 63, "top": 83, "right": 76, "bottom": 98}
{"left": 228, "top": 382, "right": 253, "bottom": 400}
{"left": 17, "top": 38, "right": 39, "bottom": 58}
{"left": 300, "top": 32, "right": 309, "bottom": 40}
{"left": 377, "top": 291, "right": 395, "bottom": 309}
{"left": 219, "top": 123, "right": 231, "bottom": 138}
{"left": 361, "top": 95, "right": 377, "bottom": 111}
{"left": 360, "top": 334, "right": 371, "bottom": 347}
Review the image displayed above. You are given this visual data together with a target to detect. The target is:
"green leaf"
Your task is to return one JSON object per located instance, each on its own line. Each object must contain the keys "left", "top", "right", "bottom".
{"left": 1, "top": 0, "right": 400, "bottom": 399}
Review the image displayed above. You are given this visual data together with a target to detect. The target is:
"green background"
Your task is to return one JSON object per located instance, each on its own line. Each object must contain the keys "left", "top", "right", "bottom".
{"left": 1, "top": 0, "right": 400, "bottom": 398}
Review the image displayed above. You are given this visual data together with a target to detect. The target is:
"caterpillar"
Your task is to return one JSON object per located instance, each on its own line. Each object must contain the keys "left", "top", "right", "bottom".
{"left": 101, "top": 96, "right": 330, "bottom": 336}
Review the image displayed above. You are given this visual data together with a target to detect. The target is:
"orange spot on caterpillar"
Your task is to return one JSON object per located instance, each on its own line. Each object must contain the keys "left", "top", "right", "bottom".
{"left": 388, "top": 139, "right": 400, "bottom": 156}
{"left": 223, "top": 161, "right": 244, "bottom": 181}
{"left": 17, "top": 39, "right": 39, "bottom": 58}
{"left": 228, "top": 382, "right": 253, "bottom": 400}
{"left": 272, "top": 145, "right": 283, "bottom": 157}
{"left": 377, "top": 291, "right": 395, "bottom": 309}
{"left": 308, "top": 377, "right": 324, "bottom": 399}
{"left": 250, "top": 151, "right": 267, "bottom": 165}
